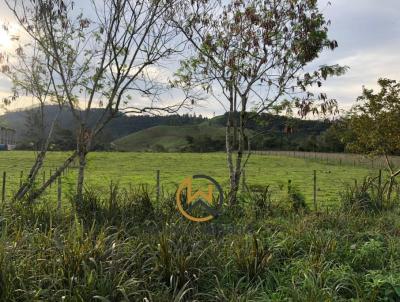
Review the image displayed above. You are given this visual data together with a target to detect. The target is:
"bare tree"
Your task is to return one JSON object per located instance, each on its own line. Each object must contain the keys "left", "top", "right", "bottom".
{"left": 5, "top": 0, "right": 191, "bottom": 202}
{"left": 0, "top": 30, "right": 67, "bottom": 200}
{"left": 172, "top": 0, "right": 346, "bottom": 204}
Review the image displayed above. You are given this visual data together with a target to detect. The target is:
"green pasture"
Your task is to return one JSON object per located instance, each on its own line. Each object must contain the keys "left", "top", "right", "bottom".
{"left": 0, "top": 151, "right": 378, "bottom": 207}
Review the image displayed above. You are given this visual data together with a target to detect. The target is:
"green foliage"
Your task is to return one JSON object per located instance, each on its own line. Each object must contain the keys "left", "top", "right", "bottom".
{"left": 1, "top": 187, "right": 400, "bottom": 300}
{"left": 75, "top": 183, "right": 156, "bottom": 226}
{"left": 1, "top": 105, "right": 209, "bottom": 151}
{"left": 175, "top": 0, "right": 345, "bottom": 117}
{"left": 246, "top": 185, "right": 273, "bottom": 218}
{"left": 112, "top": 124, "right": 226, "bottom": 152}
{"left": 183, "top": 134, "right": 225, "bottom": 152}
{"left": 346, "top": 78, "right": 400, "bottom": 156}
{"left": 2, "top": 106, "right": 349, "bottom": 153}
{"left": 0, "top": 151, "right": 379, "bottom": 207}
{"left": 340, "top": 175, "right": 399, "bottom": 212}
{"left": 287, "top": 181, "right": 308, "bottom": 212}
{"left": 317, "top": 119, "right": 350, "bottom": 153}
{"left": 232, "top": 234, "right": 273, "bottom": 282}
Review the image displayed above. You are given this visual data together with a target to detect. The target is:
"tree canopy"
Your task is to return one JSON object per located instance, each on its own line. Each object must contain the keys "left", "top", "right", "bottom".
{"left": 347, "top": 78, "right": 400, "bottom": 157}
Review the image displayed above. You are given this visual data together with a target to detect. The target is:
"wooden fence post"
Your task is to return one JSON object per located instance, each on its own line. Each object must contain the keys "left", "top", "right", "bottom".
{"left": 156, "top": 170, "right": 160, "bottom": 202}
{"left": 397, "top": 185, "right": 400, "bottom": 205}
{"left": 313, "top": 170, "right": 317, "bottom": 212}
{"left": 378, "top": 169, "right": 382, "bottom": 208}
{"left": 2, "top": 171, "right": 6, "bottom": 204}
{"left": 57, "top": 176, "right": 62, "bottom": 212}
{"left": 242, "top": 169, "right": 246, "bottom": 191}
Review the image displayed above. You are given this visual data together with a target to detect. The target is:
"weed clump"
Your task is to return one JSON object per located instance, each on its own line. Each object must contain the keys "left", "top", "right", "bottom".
{"left": 287, "top": 180, "right": 308, "bottom": 212}
{"left": 340, "top": 175, "right": 399, "bottom": 212}
{"left": 1, "top": 183, "right": 400, "bottom": 301}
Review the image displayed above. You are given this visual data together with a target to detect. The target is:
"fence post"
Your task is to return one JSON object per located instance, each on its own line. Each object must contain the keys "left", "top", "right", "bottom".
{"left": 156, "top": 170, "right": 160, "bottom": 202}
{"left": 57, "top": 176, "right": 62, "bottom": 212}
{"left": 313, "top": 170, "right": 317, "bottom": 212}
{"left": 242, "top": 169, "right": 246, "bottom": 191}
{"left": 397, "top": 185, "right": 400, "bottom": 205}
{"left": 19, "top": 170, "right": 23, "bottom": 187}
{"left": 378, "top": 169, "right": 382, "bottom": 209}
{"left": 2, "top": 171, "right": 6, "bottom": 204}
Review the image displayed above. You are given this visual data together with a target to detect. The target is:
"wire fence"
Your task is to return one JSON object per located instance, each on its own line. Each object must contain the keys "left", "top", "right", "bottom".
{"left": 0, "top": 156, "right": 384, "bottom": 212}
{"left": 254, "top": 150, "right": 400, "bottom": 170}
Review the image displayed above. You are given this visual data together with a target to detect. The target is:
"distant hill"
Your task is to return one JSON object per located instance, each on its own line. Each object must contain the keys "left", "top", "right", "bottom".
{"left": 0, "top": 105, "right": 207, "bottom": 149}
{"left": 0, "top": 105, "right": 342, "bottom": 152}
{"left": 112, "top": 113, "right": 334, "bottom": 152}
{"left": 112, "top": 124, "right": 226, "bottom": 152}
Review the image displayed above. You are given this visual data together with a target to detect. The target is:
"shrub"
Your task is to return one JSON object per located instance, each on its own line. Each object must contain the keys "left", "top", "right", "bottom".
{"left": 287, "top": 180, "right": 308, "bottom": 212}
{"left": 246, "top": 185, "right": 272, "bottom": 218}
{"left": 231, "top": 234, "right": 273, "bottom": 282}
{"left": 340, "top": 175, "right": 399, "bottom": 212}
{"left": 76, "top": 183, "right": 155, "bottom": 226}
{"left": 1, "top": 183, "right": 400, "bottom": 301}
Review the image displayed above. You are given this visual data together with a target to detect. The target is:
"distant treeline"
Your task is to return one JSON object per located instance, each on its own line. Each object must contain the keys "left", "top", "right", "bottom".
{"left": 182, "top": 113, "right": 344, "bottom": 153}
{"left": 1, "top": 105, "right": 345, "bottom": 152}
{"left": 230, "top": 113, "right": 341, "bottom": 152}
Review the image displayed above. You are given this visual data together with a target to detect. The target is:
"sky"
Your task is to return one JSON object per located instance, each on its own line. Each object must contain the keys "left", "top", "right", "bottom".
{"left": 0, "top": 0, "right": 400, "bottom": 117}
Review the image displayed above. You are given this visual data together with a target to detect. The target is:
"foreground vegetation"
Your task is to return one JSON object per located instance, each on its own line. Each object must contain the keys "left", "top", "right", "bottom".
{"left": 0, "top": 152, "right": 377, "bottom": 207}
{"left": 1, "top": 181, "right": 400, "bottom": 301}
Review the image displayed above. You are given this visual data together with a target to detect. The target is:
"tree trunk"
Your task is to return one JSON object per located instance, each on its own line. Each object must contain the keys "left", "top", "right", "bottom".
{"left": 387, "top": 176, "right": 394, "bottom": 204}
{"left": 76, "top": 150, "right": 87, "bottom": 203}
{"left": 226, "top": 111, "right": 236, "bottom": 205}
{"left": 15, "top": 109, "right": 61, "bottom": 201}
{"left": 227, "top": 94, "right": 247, "bottom": 205}
{"left": 76, "top": 126, "right": 92, "bottom": 203}
{"left": 29, "top": 151, "right": 77, "bottom": 201}
{"left": 226, "top": 85, "right": 237, "bottom": 205}
{"left": 15, "top": 151, "right": 46, "bottom": 201}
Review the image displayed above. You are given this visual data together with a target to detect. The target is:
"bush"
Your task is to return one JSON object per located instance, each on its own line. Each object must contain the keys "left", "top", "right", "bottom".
{"left": 340, "top": 175, "right": 399, "bottom": 212}
{"left": 75, "top": 183, "right": 155, "bottom": 226}
{"left": 287, "top": 180, "right": 308, "bottom": 212}
{"left": 1, "top": 184, "right": 400, "bottom": 301}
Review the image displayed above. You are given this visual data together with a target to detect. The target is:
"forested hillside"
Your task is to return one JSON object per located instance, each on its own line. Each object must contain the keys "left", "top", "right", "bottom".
{"left": 0, "top": 105, "right": 344, "bottom": 152}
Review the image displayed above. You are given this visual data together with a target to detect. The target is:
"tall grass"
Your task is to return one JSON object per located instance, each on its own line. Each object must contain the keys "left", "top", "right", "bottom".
{"left": 0, "top": 182, "right": 399, "bottom": 301}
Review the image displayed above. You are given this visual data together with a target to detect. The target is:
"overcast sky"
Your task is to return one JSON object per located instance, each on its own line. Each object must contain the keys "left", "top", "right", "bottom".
{"left": 0, "top": 0, "right": 400, "bottom": 116}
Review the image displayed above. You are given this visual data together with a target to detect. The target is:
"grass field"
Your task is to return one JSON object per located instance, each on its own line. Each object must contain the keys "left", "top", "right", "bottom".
{"left": 0, "top": 151, "right": 378, "bottom": 207}
{"left": 1, "top": 151, "right": 400, "bottom": 301}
